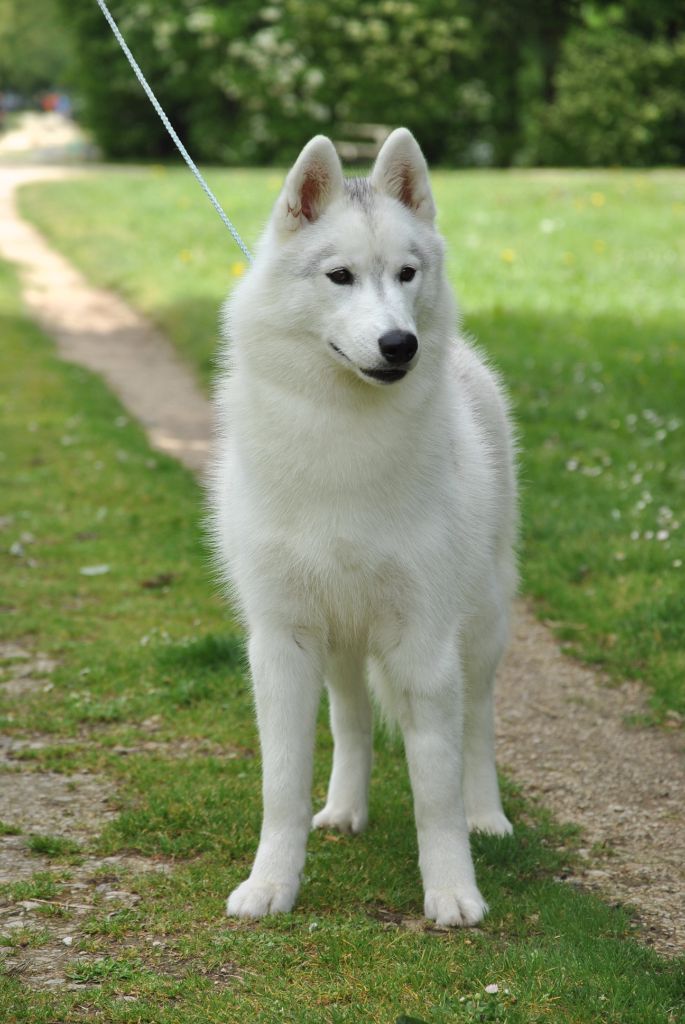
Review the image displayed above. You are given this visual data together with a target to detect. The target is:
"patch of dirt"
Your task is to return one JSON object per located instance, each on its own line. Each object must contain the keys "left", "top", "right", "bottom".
{"left": 0, "top": 729, "right": 254, "bottom": 766}
{"left": 0, "top": 653, "right": 177, "bottom": 990}
{"left": 0, "top": 855, "right": 172, "bottom": 990}
{"left": 0, "top": 165, "right": 683, "bottom": 960}
{"left": 108, "top": 739, "right": 254, "bottom": 760}
{"left": 0, "top": 726, "right": 118, "bottom": 884}
{"left": 498, "top": 611, "right": 684, "bottom": 956}
{"left": 369, "top": 906, "right": 456, "bottom": 936}
{"left": 0, "top": 642, "right": 57, "bottom": 698}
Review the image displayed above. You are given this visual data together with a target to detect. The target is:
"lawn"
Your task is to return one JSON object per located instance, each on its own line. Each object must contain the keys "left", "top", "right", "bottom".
{"left": 19, "top": 166, "right": 685, "bottom": 719}
{"left": 1, "top": 243, "right": 683, "bottom": 1021}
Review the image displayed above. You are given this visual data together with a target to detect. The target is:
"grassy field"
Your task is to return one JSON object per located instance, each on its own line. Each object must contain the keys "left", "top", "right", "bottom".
{"left": 1, "top": 245, "right": 683, "bottom": 1021}
{"left": 19, "top": 166, "right": 685, "bottom": 720}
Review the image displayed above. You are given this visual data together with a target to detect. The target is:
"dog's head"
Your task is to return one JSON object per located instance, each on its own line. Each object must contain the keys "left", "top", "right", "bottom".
{"left": 230, "top": 129, "right": 453, "bottom": 390}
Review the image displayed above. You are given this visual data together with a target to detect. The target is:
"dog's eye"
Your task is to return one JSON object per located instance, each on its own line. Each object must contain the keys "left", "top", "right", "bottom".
{"left": 399, "top": 266, "right": 416, "bottom": 283}
{"left": 326, "top": 268, "right": 354, "bottom": 286}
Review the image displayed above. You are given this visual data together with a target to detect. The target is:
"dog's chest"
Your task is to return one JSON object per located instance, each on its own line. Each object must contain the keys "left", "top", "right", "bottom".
{"left": 308, "top": 533, "right": 412, "bottom": 645}
{"left": 329, "top": 535, "right": 366, "bottom": 572}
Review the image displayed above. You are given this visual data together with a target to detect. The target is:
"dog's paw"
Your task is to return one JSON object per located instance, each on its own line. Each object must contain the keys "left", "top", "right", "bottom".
{"left": 226, "top": 877, "right": 298, "bottom": 919}
{"left": 424, "top": 886, "right": 488, "bottom": 928}
{"left": 467, "top": 811, "right": 513, "bottom": 837}
{"left": 312, "top": 804, "right": 368, "bottom": 835}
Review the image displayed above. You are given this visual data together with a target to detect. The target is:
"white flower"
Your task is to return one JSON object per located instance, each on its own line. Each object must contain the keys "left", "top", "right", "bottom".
{"left": 485, "top": 983, "right": 499, "bottom": 994}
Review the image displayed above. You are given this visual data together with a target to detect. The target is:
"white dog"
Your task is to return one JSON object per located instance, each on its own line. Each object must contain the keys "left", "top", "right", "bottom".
{"left": 210, "top": 128, "right": 517, "bottom": 927}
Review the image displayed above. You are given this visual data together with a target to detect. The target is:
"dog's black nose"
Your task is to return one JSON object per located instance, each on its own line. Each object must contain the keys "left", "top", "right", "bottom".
{"left": 378, "top": 330, "right": 418, "bottom": 365}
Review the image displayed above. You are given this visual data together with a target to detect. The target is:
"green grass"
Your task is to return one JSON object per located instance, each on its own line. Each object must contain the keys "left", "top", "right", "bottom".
{"left": 0, "top": 821, "right": 22, "bottom": 837}
{"left": 26, "top": 834, "right": 82, "bottom": 859}
{"left": 1, "top": 872, "right": 60, "bottom": 904}
{"left": 19, "top": 166, "right": 685, "bottom": 719}
{"left": 1, "top": 252, "right": 683, "bottom": 1020}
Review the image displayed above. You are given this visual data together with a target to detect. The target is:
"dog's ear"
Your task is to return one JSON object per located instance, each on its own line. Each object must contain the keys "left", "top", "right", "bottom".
{"left": 371, "top": 128, "right": 436, "bottom": 224}
{"left": 275, "top": 135, "right": 345, "bottom": 232}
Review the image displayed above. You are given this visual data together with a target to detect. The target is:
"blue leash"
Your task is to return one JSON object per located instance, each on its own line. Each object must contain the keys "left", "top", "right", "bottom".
{"left": 94, "top": 0, "right": 253, "bottom": 263}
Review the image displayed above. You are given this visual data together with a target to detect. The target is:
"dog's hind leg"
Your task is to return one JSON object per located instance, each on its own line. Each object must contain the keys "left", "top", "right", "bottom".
{"left": 227, "top": 625, "right": 324, "bottom": 918}
{"left": 461, "top": 594, "right": 513, "bottom": 837}
{"left": 312, "top": 650, "right": 372, "bottom": 835}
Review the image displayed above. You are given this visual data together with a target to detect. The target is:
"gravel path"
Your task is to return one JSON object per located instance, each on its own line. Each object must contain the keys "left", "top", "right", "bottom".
{"left": 1, "top": 166, "right": 683, "bottom": 957}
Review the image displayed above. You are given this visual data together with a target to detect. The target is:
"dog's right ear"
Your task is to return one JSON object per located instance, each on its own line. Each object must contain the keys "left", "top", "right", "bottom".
{"left": 274, "top": 136, "right": 345, "bottom": 233}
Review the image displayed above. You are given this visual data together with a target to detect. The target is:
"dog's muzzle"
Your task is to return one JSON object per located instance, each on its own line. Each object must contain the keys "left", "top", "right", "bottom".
{"left": 360, "top": 330, "right": 418, "bottom": 384}
{"left": 329, "top": 333, "right": 418, "bottom": 385}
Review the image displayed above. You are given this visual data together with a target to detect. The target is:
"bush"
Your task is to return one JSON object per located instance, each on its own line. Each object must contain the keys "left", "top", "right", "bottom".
{"left": 221, "top": 0, "right": 492, "bottom": 165}
{"left": 0, "top": 0, "right": 74, "bottom": 95}
{"left": 63, "top": 0, "right": 493, "bottom": 165}
{"left": 525, "top": 27, "right": 685, "bottom": 166}
{"left": 62, "top": 1, "right": 685, "bottom": 167}
{"left": 63, "top": 1, "right": 264, "bottom": 161}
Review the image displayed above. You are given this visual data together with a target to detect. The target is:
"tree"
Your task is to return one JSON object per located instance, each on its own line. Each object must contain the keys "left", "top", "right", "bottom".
{"left": 0, "top": 0, "right": 74, "bottom": 94}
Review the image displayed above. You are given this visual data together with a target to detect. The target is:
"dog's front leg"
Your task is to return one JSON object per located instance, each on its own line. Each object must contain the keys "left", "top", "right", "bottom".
{"left": 395, "top": 665, "right": 487, "bottom": 928}
{"left": 227, "top": 627, "right": 323, "bottom": 919}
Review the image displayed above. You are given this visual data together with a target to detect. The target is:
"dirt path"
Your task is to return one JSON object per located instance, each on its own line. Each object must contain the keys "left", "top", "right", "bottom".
{"left": 1, "top": 166, "right": 683, "bottom": 958}
{"left": 0, "top": 166, "right": 211, "bottom": 475}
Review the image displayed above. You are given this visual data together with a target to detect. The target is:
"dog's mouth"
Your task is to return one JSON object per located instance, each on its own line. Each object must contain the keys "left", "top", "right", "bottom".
{"left": 360, "top": 367, "right": 408, "bottom": 384}
{"left": 329, "top": 343, "right": 411, "bottom": 385}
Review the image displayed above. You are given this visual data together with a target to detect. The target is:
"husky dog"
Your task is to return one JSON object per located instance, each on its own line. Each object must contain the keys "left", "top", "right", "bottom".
{"left": 211, "top": 128, "right": 517, "bottom": 927}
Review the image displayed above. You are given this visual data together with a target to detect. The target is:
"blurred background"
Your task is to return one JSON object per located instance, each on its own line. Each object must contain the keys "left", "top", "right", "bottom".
{"left": 1, "top": 0, "right": 684, "bottom": 168}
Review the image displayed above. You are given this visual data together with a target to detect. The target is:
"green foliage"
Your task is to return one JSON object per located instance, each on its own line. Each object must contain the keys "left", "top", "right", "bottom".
{"left": 222, "top": 0, "right": 489, "bottom": 165}
{"left": 0, "top": 0, "right": 74, "bottom": 93}
{"left": 58, "top": 0, "right": 685, "bottom": 166}
{"left": 526, "top": 26, "right": 685, "bottom": 166}
{"left": 59, "top": 0, "right": 261, "bottom": 160}
{"left": 62, "top": 0, "right": 489, "bottom": 164}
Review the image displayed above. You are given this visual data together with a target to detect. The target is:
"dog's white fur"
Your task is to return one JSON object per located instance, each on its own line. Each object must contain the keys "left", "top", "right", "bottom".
{"left": 210, "top": 129, "right": 517, "bottom": 927}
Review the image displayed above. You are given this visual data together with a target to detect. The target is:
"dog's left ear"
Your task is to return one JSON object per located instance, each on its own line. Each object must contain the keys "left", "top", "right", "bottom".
{"left": 275, "top": 135, "right": 345, "bottom": 233}
{"left": 371, "top": 128, "right": 436, "bottom": 224}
